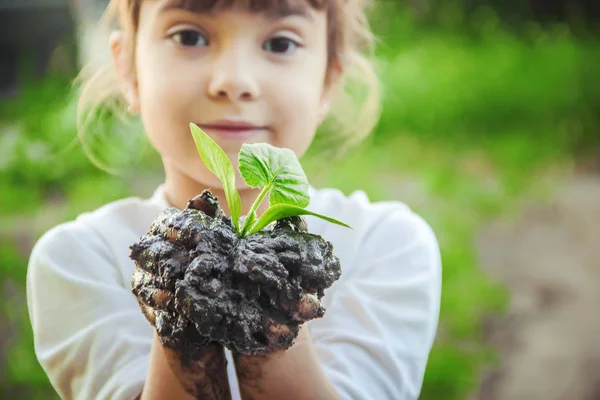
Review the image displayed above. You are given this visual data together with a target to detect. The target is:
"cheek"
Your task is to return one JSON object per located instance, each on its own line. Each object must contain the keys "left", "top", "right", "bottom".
{"left": 275, "top": 75, "right": 323, "bottom": 156}
{"left": 136, "top": 44, "right": 197, "bottom": 120}
{"left": 135, "top": 41, "right": 200, "bottom": 155}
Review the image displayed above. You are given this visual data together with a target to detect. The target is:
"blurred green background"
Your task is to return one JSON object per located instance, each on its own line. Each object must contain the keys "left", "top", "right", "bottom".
{"left": 1, "top": 0, "right": 599, "bottom": 399}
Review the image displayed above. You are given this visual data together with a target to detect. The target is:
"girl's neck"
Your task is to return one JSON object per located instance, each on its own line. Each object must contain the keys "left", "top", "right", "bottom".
{"left": 162, "top": 159, "right": 267, "bottom": 217}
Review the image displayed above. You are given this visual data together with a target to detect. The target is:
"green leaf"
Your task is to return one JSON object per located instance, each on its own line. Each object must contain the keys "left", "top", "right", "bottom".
{"left": 248, "top": 204, "right": 352, "bottom": 235}
{"left": 190, "top": 123, "right": 242, "bottom": 230}
{"left": 238, "top": 143, "right": 310, "bottom": 208}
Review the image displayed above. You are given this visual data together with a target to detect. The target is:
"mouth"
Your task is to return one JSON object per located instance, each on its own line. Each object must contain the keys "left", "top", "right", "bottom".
{"left": 196, "top": 120, "right": 268, "bottom": 140}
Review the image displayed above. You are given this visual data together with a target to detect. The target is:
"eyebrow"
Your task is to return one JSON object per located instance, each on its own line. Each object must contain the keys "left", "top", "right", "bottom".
{"left": 158, "top": 0, "right": 313, "bottom": 21}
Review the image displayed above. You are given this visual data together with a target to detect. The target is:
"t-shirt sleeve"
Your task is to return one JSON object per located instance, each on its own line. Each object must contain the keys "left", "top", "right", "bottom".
{"left": 310, "top": 208, "right": 442, "bottom": 400}
{"left": 26, "top": 221, "right": 152, "bottom": 400}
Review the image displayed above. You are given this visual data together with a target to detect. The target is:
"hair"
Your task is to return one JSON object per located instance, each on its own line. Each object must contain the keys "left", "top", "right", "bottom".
{"left": 76, "top": 0, "right": 382, "bottom": 170}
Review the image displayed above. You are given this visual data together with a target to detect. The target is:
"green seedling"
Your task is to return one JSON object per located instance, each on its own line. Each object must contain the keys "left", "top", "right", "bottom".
{"left": 190, "top": 122, "right": 351, "bottom": 237}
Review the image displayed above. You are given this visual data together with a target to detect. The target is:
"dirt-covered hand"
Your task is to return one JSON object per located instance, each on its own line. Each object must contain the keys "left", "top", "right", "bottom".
{"left": 130, "top": 193, "right": 234, "bottom": 400}
{"left": 129, "top": 190, "right": 342, "bottom": 356}
{"left": 130, "top": 191, "right": 221, "bottom": 357}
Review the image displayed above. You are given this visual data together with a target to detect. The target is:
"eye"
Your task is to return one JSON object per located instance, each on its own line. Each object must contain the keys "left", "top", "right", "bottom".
{"left": 171, "top": 29, "right": 209, "bottom": 48}
{"left": 263, "top": 36, "right": 301, "bottom": 54}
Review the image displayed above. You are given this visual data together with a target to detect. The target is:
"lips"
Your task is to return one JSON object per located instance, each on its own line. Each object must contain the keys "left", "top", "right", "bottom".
{"left": 197, "top": 120, "right": 267, "bottom": 140}
{"left": 201, "top": 120, "right": 264, "bottom": 130}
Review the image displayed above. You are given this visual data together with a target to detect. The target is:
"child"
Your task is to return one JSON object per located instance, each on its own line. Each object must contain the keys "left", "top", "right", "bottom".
{"left": 26, "top": 0, "right": 442, "bottom": 399}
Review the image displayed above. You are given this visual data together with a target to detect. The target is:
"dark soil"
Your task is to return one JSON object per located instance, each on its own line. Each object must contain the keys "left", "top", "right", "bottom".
{"left": 129, "top": 190, "right": 341, "bottom": 357}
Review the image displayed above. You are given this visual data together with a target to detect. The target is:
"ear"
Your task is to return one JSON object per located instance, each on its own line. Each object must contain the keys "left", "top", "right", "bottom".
{"left": 109, "top": 31, "right": 140, "bottom": 114}
{"left": 318, "top": 60, "right": 344, "bottom": 124}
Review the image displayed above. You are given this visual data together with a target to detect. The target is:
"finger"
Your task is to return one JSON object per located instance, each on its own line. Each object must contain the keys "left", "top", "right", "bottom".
{"left": 131, "top": 267, "right": 174, "bottom": 310}
{"left": 148, "top": 207, "right": 192, "bottom": 242}
{"left": 263, "top": 318, "right": 296, "bottom": 349}
{"left": 293, "top": 293, "right": 324, "bottom": 321}
{"left": 154, "top": 310, "right": 211, "bottom": 354}
{"left": 130, "top": 235, "right": 188, "bottom": 280}
{"left": 155, "top": 309, "right": 182, "bottom": 340}
{"left": 129, "top": 235, "right": 173, "bottom": 275}
{"left": 149, "top": 208, "right": 210, "bottom": 247}
{"left": 137, "top": 300, "right": 157, "bottom": 326}
{"left": 147, "top": 208, "right": 179, "bottom": 236}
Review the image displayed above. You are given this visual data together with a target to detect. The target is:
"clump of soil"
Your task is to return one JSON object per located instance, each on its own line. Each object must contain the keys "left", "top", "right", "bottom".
{"left": 129, "top": 190, "right": 341, "bottom": 355}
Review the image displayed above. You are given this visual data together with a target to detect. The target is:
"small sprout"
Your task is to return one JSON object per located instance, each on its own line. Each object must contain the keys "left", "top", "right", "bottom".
{"left": 190, "top": 123, "right": 351, "bottom": 238}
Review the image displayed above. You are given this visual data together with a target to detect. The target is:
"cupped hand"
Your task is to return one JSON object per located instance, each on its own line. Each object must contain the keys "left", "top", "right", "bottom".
{"left": 130, "top": 226, "right": 231, "bottom": 400}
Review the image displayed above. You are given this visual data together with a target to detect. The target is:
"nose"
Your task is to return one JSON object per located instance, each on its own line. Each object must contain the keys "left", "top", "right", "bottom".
{"left": 207, "top": 49, "right": 260, "bottom": 102}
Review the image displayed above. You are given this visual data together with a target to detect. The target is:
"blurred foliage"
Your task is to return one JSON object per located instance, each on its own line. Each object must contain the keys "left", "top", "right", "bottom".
{"left": 387, "top": 0, "right": 600, "bottom": 34}
{"left": 371, "top": 2, "right": 600, "bottom": 153}
{"left": 1, "top": 2, "right": 598, "bottom": 399}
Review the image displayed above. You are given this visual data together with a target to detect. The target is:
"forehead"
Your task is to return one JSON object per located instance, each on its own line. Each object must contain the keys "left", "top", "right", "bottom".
{"left": 147, "top": 0, "right": 330, "bottom": 14}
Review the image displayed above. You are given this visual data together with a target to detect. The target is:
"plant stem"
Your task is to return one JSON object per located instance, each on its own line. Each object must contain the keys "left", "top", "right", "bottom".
{"left": 240, "top": 184, "right": 272, "bottom": 237}
{"left": 240, "top": 211, "right": 256, "bottom": 237}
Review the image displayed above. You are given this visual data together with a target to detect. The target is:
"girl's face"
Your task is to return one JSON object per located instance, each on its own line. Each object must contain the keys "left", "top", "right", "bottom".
{"left": 113, "top": 0, "right": 339, "bottom": 191}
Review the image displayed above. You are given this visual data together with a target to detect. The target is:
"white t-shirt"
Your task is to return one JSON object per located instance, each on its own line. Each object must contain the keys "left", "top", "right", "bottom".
{"left": 26, "top": 184, "right": 442, "bottom": 400}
